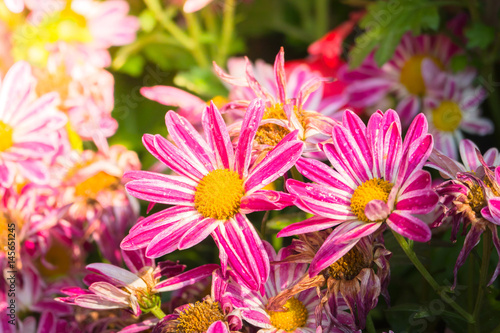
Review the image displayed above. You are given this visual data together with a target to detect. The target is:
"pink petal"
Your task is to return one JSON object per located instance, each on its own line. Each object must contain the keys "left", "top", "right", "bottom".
{"left": 245, "top": 134, "right": 303, "bottom": 193}
{"left": 202, "top": 102, "right": 234, "bottom": 169}
{"left": 234, "top": 99, "right": 265, "bottom": 178}
{"left": 178, "top": 218, "right": 219, "bottom": 250}
{"left": 207, "top": 321, "right": 230, "bottom": 333}
{"left": 386, "top": 211, "right": 431, "bottom": 242}
{"left": 240, "top": 190, "right": 295, "bottom": 213}
{"left": 155, "top": 264, "right": 219, "bottom": 292}
{"left": 295, "top": 157, "right": 353, "bottom": 191}
{"left": 278, "top": 215, "right": 342, "bottom": 237}
{"left": 365, "top": 200, "right": 390, "bottom": 221}
{"left": 125, "top": 177, "right": 195, "bottom": 206}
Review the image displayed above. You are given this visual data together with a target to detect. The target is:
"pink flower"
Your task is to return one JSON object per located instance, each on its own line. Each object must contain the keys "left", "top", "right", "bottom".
{"left": 57, "top": 249, "right": 218, "bottom": 317}
{"left": 279, "top": 109, "right": 438, "bottom": 277}
{"left": 121, "top": 99, "right": 304, "bottom": 292}
{"left": 0, "top": 61, "right": 66, "bottom": 187}
{"left": 422, "top": 61, "right": 493, "bottom": 158}
{"left": 223, "top": 242, "right": 332, "bottom": 333}
{"left": 214, "top": 48, "right": 338, "bottom": 153}
{"left": 183, "top": 0, "right": 214, "bottom": 13}
{"left": 340, "top": 32, "right": 461, "bottom": 124}
{"left": 13, "top": 0, "right": 139, "bottom": 67}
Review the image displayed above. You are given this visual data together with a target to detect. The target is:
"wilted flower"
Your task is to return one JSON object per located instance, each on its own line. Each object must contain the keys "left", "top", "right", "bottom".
{"left": 279, "top": 109, "right": 438, "bottom": 276}
{"left": 121, "top": 99, "right": 303, "bottom": 292}
{"left": 57, "top": 249, "right": 219, "bottom": 317}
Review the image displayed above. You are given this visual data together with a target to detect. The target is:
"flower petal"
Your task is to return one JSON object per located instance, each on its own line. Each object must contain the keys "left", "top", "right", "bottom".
{"left": 202, "top": 102, "right": 234, "bottom": 169}
{"left": 386, "top": 211, "right": 431, "bottom": 242}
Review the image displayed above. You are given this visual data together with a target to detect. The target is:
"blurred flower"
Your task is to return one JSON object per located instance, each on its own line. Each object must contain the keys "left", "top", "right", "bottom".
{"left": 340, "top": 33, "right": 461, "bottom": 125}
{"left": 0, "top": 61, "right": 66, "bottom": 187}
{"left": 183, "top": 0, "right": 214, "bottom": 13}
{"left": 224, "top": 242, "right": 332, "bottom": 333}
{"left": 121, "top": 99, "right": 303, "bottom": 292}
{"left": 12, "top": 0, "right": 139, "bottom": 67}
{"left": 62, "top": 145, "right": 140, "bottom": 265}
{"left": 214, "top": 48, "right": 338, "bottom": 155}
{"left": 279, "top": 109, "right": 438, "bottom": 276}
{"left": 422, "top": 61, "right": 493, "bottom": 158}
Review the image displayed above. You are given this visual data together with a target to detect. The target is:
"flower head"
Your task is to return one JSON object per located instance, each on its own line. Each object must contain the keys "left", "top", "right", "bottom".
{"left": 121, "top": 99, "right": 304, "bottom": 292}
{"left": 224, "top": 242, "right": 332, "bottom": 333}
{"left": 0, "top": 61, "right": 66, "bottom": 187}
{"left": 279, "top": 109, "right": 438, "bottom": 276}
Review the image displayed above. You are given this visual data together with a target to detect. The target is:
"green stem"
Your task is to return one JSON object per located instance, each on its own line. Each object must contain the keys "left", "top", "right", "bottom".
{"left": 314, "top": 0, "right": 328, "bottom": 39}
{"left": 260, "top": 211, "right": 270, "bottom": 239}
{"left": 217, "top": 0, "right": 236, "bottom": 65}
{"left": 472, "top": 229, "right": 492, "bottom": 333}
{"left": 392, "top": 230, "right": 475, "bottom": 324}
{"left": 466, "top": 0, "right": 480, "bottom": 22}
{"left": 144, "top": 0, "right": 207, "bottom": 67}
{"left": 202, "top": 6, "right": 218, "bottom": 58}
{"left": 150, "top": 305, "right": 166, "bottom": 319}
{"left": 183, "top": 12, "right": 210, "bottom": 67}
{"left": 366, "top": 311, "right": 376, "bottom": 333}
{"left": 467, "top": 256, "right": 475, "bottom": 333}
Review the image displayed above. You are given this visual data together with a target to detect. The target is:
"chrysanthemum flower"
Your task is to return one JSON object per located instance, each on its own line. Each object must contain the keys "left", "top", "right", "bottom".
{"left": 0, "top": 61, "right": 66, "bottom": 187}
{"left": 12, "top": 0, "right": 139, "bottom": 67}
{"left": 340, "top": 32, "right": 460, "bottom": 124}
{"left": 422, "top": 61, "right": 493, "bottom": 158}
{"left": 214, "top": 48, "right": 338, "bottom": 153}
{"left": 223, "top": 241, "right": 332, "bottom": 333}
{"left": 267, "top": 232, "right": 390, "bottom": 330}
{"left": 279, "top": 109, "right": 438, "bottom": 276}
{"left": 121, "top": 99, "right": 303, "bottom": 292}
{"left": 57, "top": 249, "right": 218, "bottom": 317}
{"left": 429, "top": 141, "right": 500, "bottom": 287}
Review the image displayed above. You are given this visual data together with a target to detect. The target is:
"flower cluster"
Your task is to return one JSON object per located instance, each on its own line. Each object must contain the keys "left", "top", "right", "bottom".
{"left": 1, "top": 1, "right": 500, "bottom": 332}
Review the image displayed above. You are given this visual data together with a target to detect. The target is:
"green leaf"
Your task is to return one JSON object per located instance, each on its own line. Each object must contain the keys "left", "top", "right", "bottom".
{"left": 349, "top": 38, "right": 379, "bottom": 69}
{"left": 465, "top": 22, "right": 495, "bottom": 49}
{"left": 374, "top": 30, "right": 404, "bottom": 67}
{"left": 117, "top": 54, "right": 146, "bottom": 77}
{"left": 450, "top": 54, "right": 468, "bottom": 72}
{"left": 173, "top": 67, "right": 228, "bottom": 98}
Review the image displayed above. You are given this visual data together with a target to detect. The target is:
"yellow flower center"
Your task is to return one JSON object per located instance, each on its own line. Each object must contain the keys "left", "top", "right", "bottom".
{"left": 468, "top": 184, "right": 485, "bottom": 214}
{"left": 74, "top": 171, "right": 119, "bottom": 198}
{"left": 194, "top": 169, "right": 245, "bottom": 220}
{"left": 207, "top": 96, "right": 229, "bottom": 109}
{"left": 328, "top": 246, "right": 367, "bottom": 280}
{"left": 432, "top": 101, "right": 462, "bottom": 132}
{"left": 176, "top": 300, "right": 226, "bottom": 333}
{"left": 0, "top": 212, "right": 10, "bottom": 252}
{"left": 12, "top": 1, "right": 92, "bottom": 66}
{"left": 254, "top": 103, "right": 291, "bottom": 146}
{"left": 268, "top": 298, "right": 308, "bottom": 331}
{"left": 400, "top": 55, "right": 443, "bottom": 96}
{"left": 36, "top": 238, "right": 73, "bottom": 279}
{"left": 350, "top": 178, "right": 393, "bottom": 223}
{"left": 0, "top": 120, "right": 14, "bottom": 152}
{"left": 0, "top": 211, "right": 23, "bottom": 255}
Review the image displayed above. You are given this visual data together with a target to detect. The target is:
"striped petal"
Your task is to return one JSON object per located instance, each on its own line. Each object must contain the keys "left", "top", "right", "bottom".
{"left": 202, "top": 102, "right": 234, "bottom": 169}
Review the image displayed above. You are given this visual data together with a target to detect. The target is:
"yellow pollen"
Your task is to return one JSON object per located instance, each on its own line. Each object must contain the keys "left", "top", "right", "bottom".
{"left": 328, "top": 246, "right": 367, "bottom": 280}
{"left": 400, "top": 55, "right": 443, "bottom": 96}
{"left": 0, "top": 212, "right": 23, "bottom": 254}
{"left": 36, "top": 239, "right": 73, "bottom": 279}
{"left": 468, "top": 184, "right": 485, "bottom": 214}
{"left": 0, "top": 212, "right": 9, "bottom": 252}
{"left": 268, "top": 298, "right": 308, "bottom": 331}
{"left": 194, "top": 169, "right": 244, "bottom": 220}
{"left": 74, "top": 171, "right": 119, "bottom": 198}
{"left": 432, "top": 101, "right": 462, "bottom": 132}
{"left": 0, "top": 121, "right": 14, "bottom": 152}
{"left": 176, "top": 300, "right": 225, "bottom": 333}
{"left": 350, "top": 178, "right": 393, "bottom": 222}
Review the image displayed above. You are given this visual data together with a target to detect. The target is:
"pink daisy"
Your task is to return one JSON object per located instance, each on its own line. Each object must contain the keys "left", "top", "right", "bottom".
{"left": 279, "top": 109, "right": 439, "bottom": 277}
{"left": 340, "top": 32, "right": 461, "bottom": 124}
{"left": 121, "top": 99, "right": 304, "bottom": 292}
{"left": 0, "top": 61, "right": 66, "bottom": 187}
{"left": 214, "top": 48, "right": 338, "bottom": 153}
{"left": 422, "top": 60, "right": 493, "bottom": 159}
{"left": 223, "top": 242, "right": 333, "bottom": 333}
